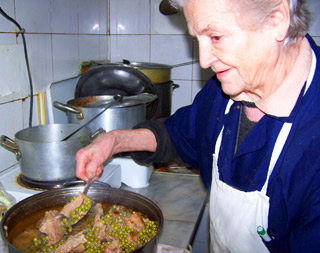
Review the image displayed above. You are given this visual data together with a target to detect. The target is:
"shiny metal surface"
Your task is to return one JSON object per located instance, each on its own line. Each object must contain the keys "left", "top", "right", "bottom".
{"left": 0, "top": 124, "right": 91, "bottom": 182}
{"left": 60, "top": 94, "right": 123, "bottom": 141}
{"left": 68, "top": 104, "right": 146, "bottom": 133}
{"left": 54, "top": 94, "right": 157, "bottom": 133}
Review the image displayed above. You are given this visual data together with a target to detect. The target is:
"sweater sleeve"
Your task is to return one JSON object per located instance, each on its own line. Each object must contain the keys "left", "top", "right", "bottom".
{"left": 130, "top": 118, "right": 182, "bottom": 164}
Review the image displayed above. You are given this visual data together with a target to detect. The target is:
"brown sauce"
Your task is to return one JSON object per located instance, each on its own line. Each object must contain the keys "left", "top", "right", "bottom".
{"left": 9, "top": 203, "right": 113, "bottom": 252}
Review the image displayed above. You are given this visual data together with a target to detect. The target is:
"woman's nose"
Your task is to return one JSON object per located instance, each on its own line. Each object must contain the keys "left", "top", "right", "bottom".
{"left": 198, "top": 38, "right": 216, "bottom": 69}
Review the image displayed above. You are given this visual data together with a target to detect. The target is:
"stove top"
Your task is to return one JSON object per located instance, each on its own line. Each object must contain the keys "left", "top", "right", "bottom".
{"left": 0, "top": 163, "right": 121, "bottom": 202}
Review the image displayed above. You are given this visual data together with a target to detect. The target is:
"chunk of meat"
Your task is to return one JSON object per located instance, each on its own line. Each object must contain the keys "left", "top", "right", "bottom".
{"left": 124, "top": 212, "right": 145, "bottom": 231}
{"left": 60, "top": 193, "right": 86, "bottom": 218}
{"left": 55, "top": 232, "right": 87, "bottom": 253}
{"left": 93, "top": 203, "right": 107, "bottom": 242}
{"left": 110, "top": 205, "right": 125, "bottom": 218}
{"left": 127, "top": 231, "right": 139, "bottom": 243}
{"left": 104, "top": 235, "right": 122, "bottom": 253}
{"left": 38, "top": 210, "right": 64, "bottom": 246}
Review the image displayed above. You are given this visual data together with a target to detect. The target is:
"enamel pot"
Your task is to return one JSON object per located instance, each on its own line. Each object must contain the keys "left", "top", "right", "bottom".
{"left": 0, "top": 182, "right": 164, "bottom": 253}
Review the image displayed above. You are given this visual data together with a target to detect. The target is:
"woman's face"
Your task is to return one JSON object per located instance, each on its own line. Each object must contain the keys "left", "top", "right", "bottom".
{"left": 184, "top": 0, "right": 280, "bottom": 100}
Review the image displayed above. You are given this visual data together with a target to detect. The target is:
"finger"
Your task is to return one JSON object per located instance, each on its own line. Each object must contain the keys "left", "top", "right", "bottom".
{"left": 86, "top": 161, "right": 103, "bottom": 181}
{"left": 75, "top": 149, "right": 91, "bottom": 181}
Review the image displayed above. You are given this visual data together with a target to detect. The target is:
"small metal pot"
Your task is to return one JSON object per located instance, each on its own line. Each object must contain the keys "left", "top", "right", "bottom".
{"left": 0, "top": 124, "right": 93, "bottom": 182}
{"left": 1, "top": 183, "right": 164, "bottom": 253}
{"left": 53, "top": 93, "right": 157, "bottom": 132}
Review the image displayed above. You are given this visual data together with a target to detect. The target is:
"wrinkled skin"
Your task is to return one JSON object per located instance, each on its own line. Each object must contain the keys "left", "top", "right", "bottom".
{"left": 183, "top": 0, "right": 295, "bottom": 102}
{"left": 76, "top": 129, "right": 156, "bottom": 182}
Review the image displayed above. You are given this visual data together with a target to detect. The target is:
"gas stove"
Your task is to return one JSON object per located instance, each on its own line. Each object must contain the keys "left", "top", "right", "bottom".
{"left": 0, "top": 162, "right": 121, "bottom": 203}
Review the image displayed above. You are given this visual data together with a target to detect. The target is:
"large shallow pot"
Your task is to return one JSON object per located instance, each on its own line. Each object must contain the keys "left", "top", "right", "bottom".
{"left": 0, "top": 124, "right": 92, "bottom": 182}
{"left": 53, "top": 93, "right": 157, "bottom": 132}
{"left": 75, "top": 64, "right": 156, "bottom": 98}
{"left": 0, "top": 183, "right": 164, "bottom": 253}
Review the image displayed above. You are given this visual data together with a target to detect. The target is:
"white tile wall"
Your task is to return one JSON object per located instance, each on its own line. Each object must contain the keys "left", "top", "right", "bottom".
{"left": 171, "top": 80, "right": 192, "bottom": 114}
{"left": 0, "top": 0, "right": 109, "bottom": 172}
{"left": 151, "top": 0, "right": 188, "bottom": 35}
{"left": 79, "top": 0, "right": 103, "bottom": 34}
{"left": 0, "top": 100, "right": 25, "bottom": 170}
{"left": 0, "top": 0, "right": 319, "bottom": 172}
{"left": 52, "top": 34, "right": 79, "bottom": 81}
{"left": 110, "top": 0, "right": 150, "bottom": 35}
{"left": 150, "top": 35, "right": 193, "bottom": 79}
{"left": 110, "top": 35, "right": 150, "bottom": 62}
{"left": 0, "top": 45, "right": 29, "bottom": 102}
{"left": 0, "top": 2, "right": 16, "bottom": 33}
{"left": 308, "top": 0, "right": 320, "bottom": 37}
{"left": 15, "top": 0, "right": 51, "bottom": 33}
{"left": 23, "top": 34, "right": 54, "bottom": 90}
{"left": 51, "top": 0, "right": 79, "bottom": 34}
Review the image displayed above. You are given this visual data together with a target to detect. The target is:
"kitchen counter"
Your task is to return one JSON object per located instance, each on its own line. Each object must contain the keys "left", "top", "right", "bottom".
{"left": 122, "top": 171, "right": 208, "bottom": 249}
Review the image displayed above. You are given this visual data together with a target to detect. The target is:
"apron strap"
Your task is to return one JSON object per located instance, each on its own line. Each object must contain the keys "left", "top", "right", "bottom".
{"left": 214, "top": 99, "right": 234, "bottom": 157}
{"left": 261, "top": 122, "right": 292, "bottom": 194}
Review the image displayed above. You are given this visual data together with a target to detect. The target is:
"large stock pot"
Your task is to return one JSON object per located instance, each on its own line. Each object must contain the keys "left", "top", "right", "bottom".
{"left": 0, "top": 124, "right": 93, "bottom": 182}
{"left": 53, "top": 93, "right": 157, "bottom": 132}
{"left": 0, "top": 183, "right": 164, "bottom": 253}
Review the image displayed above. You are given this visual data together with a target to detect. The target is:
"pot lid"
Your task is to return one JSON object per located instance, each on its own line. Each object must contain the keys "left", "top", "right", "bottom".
{"left": 75, "top": 65, "right": 155, "bottom": 98}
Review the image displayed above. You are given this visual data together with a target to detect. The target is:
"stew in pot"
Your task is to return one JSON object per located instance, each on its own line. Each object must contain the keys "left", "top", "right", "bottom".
{"left": 9, "top": 193, "right": 159, "bottom": 253}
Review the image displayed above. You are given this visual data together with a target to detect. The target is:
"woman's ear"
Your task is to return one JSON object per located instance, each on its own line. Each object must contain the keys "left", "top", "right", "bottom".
{"left": 269, "top": 0, "right": 290, "bottom": 42}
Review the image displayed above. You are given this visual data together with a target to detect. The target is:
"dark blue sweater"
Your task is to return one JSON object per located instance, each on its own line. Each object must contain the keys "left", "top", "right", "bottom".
{"left": 164, "top": 34, "right": 320, "bottom": 252}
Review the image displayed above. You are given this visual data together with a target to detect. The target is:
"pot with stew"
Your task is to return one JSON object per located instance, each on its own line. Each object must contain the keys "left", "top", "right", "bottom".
{"left": 0, "top": 182, "right": 163, "bottom": 253}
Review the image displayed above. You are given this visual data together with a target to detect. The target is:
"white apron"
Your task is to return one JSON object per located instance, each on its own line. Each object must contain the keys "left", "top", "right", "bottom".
{"left": 209, "top": 50, "right": 316, "bottom": 252}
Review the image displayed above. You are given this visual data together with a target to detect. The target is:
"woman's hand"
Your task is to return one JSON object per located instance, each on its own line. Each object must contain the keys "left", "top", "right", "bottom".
{"left": 76, "top": 129, "right": 157, "bottom": 182}
{"left": 76, "top": 131, "right": 117, "bottom": 182}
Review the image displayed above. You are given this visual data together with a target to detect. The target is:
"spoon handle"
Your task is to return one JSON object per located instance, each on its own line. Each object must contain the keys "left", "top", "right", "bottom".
{"left": 82, "top": 178, "right": 93, "bottom": 195}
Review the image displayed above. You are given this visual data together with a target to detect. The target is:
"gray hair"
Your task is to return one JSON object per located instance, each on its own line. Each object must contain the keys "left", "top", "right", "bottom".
{"left": 174, "top": 0, "right": 310, "bottom": 45}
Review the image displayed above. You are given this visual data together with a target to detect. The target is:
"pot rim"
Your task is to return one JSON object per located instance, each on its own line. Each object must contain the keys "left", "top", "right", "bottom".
{"left": 14, "top": 123, "right": 92, "bottom": 144}
{"left": 67, "top": 93, "right": 157, "bottom": 108}
{"left": 123, "top": 61, "right": 173, "bottom": 70}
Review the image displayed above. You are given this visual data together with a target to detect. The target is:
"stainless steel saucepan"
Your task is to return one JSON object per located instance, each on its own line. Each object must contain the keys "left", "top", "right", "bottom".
{"left": 53, "top": 93, "right": 157, "bottom": 133}
{"left": 0, "top": 124, "right": 94, "bottom": 182}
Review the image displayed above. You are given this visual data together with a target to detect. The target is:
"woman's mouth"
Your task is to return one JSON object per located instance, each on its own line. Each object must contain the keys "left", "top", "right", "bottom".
{"left": 216, "top": 69, "right": 230, "bottom": 80}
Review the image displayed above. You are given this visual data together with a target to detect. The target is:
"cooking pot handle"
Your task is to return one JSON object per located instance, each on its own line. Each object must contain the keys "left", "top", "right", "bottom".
{"left": 172, "top": 83, "right": 180, "bottom": 90}
{"left": 0, "top": 135, "right": 21, "bottom": 160}
{"left": 53, "top": 101, "right": 84, "bottom": 120}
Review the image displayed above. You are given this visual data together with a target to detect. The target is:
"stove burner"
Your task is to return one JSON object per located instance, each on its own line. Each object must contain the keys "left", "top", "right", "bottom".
{"left": 17, "top": 174, "right": 78, "bottom": 190}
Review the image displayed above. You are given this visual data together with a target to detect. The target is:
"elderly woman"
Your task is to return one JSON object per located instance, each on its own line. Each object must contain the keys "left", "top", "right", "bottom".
{"left": 76, "top": 0, "right": 320, "bottom": 252}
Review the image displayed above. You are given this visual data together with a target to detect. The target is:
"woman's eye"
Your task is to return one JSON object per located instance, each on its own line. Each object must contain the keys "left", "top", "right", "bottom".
{"left": 211, "top": 36, "right": 221, "bottom": 42}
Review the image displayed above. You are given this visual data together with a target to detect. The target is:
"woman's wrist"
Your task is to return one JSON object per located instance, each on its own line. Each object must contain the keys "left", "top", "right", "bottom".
{"left": 111, "top": 129, "right": 157, "bottom": 154}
